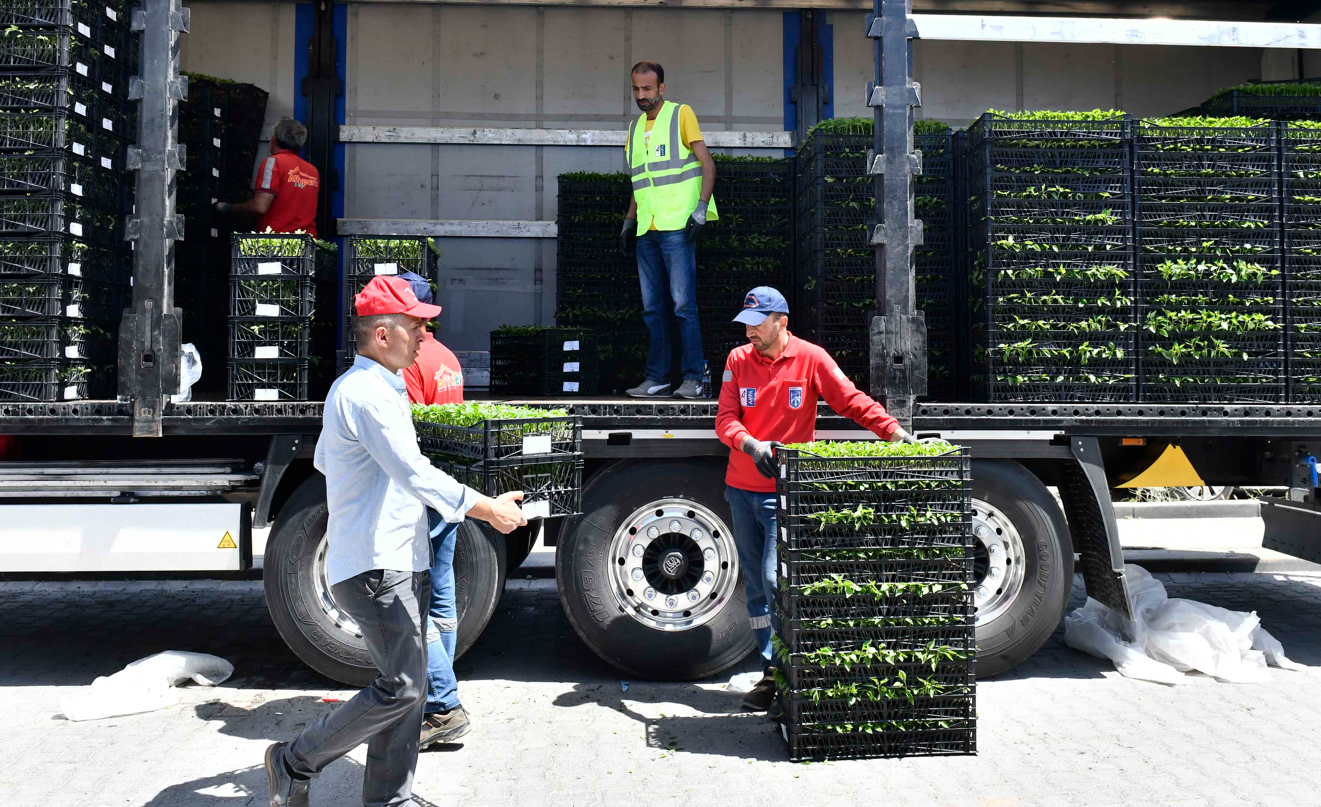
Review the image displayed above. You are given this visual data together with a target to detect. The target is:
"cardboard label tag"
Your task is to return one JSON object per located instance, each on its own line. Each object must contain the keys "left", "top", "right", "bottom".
{"left": 254, "top": 388, "right": 279, "bottom": 401}
{"left": 210, "top": 228, "right": 219, "bottom": 237}
{"left": 66, "top": 304, "right": 82, "bottom": 318}
{"left": 211, "top": 167, "right": 220, "bottom": 178}
{"left": 563, "top": 340, "right": 579, "bottom": 351}
{"left": 254, "top": 346, "right": 279, "bottom": 359}
{"left": 522, "top": 434, "right": 553, "bottom": 455}
{"left": 64, "top": 385, "right": 80, "bottom": 400}
{"left": 255, "top": 303, "right": 281, "bottom": 317}
{"left": 70, "top": 183, "right": 83, "bottom": 197}
{"left": 76, "top": 62, "right": 89, "bottom": 76}
{"left": 374, "top": 262, "right": 398, "bottom": 275}
{"left": 69, "top": 222, "right": 83, "bottom": 236}
{"left": 103, "top": 44, "right": 115, "bottom": 59}
{"left": 256, "top": 261, "right": 282, "bottom": 275}
{"left": 65, "top": 346, "right": 81, "bottom": 359}
{"left": 213, "top": 106, "right": 221, "bottom": 118}
{"left": 101, "top": 81, "right": 112, "bottom": 94}
{"left": 562, "top": 361, "right": 579, "bottom": 373}
{"left": 213, "top": 137, "right": 222, "bottom": 148}
{"left": 100, "top": 157, "right": 112, "bottom": 169}
{"left": 106, "top": 7, "right": 117, "bottom": 21}
{"left": 74, "top": 102, "right": 87, "bottom": 116}
{"left": 67, "top": 262, "right": 82, "bottom": 277}
{"left": 78, "top": 23, "right": 92, "bottom": 37}
{"left": 523, "top": 500, "right": 551, "bottom": 520}
{"left": 562, "top": 381, "right": 580, "bottom": 392}
{"left": 102, "top": 117, "right": 113, "bottom": 131}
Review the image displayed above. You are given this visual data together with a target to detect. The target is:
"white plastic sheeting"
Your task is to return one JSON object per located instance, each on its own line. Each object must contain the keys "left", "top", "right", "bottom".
{"left": 1065, "top": 565, "right": 1302, "bottom": 684}
{"left": 59, "top": 651, "right": 233, "bottom": 722}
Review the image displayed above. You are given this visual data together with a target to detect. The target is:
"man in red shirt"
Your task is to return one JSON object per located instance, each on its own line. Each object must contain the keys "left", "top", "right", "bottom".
{"left": 214, "top": 117, "right": 321, "bottom": 236}
{"left": 714, "top": 286, "right": 915, "bottom": 713}
{"left": 396, "top": 271, "right": 471, "bottom": 748}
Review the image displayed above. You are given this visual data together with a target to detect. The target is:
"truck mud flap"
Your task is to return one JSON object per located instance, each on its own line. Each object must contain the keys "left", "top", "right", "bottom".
{"left": 1261, "top": 496, "right": 1321, "bottom": 564}
{"left": 1058, "top": 436, "right": 1134, "bottom": 623}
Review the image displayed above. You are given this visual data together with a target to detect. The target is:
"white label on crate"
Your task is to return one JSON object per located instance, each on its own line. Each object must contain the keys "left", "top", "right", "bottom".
{"left": 100, "top": 157, "right": 112, "bottom": 170}
{"left": 780, "top": 495, "right": 786, "bottom": 510}
{"left": 78, "top": 23, "right": 92, "bottom": 37}
{"left": 104, "top": 44, "right": 116, "bottom": 59}
{"left": 255, "top": 346, "right": 279, "bottom": 359}
{"left": 76, "top": 62, "right": 89, "bottom": 76}
{"left": 211, "top": 167, "right": 220, "bottom": 178}
{"left": 64, "top": 385, "right": 80, "bottom": 400}
{"left": 563, "top": 340, "right": 580, "bottom": 351}
{"left": 210, "top": 228, "right": 219, "bottom": 238}
{"left": 256, "top": 261, "right": 283, "bottom": 275}
{"left": 781, "top": 562, "right": 787, "bottom": 579}
{"left": 74, "top": 102, "right": 87, "bottom": 117}
{"left": 523, "top": 499, "right": 551, "bottom": 520}
{"left": 562, "top": 381, "right": 580, "bottom": 393}
{"left": 213, "top": 107, "right": 221, "bottom": 118}
{"left": 101, "top": 81, "right": 112, "bottom": 94}
{"left": 70, "top": 183, "right": 83, "bottom": 197}
{"left": 67, "top": 262, "right": 82, "bottom": 277}
{"left": 213, "top": 137, "right": 222, "bottom": 148}
{"left": 69, "top": 223, "right": 84, "bottom": 236}
{"left": 562, "top": 361, "right": 579, "bottom": 373}
{"left": 373, "top": 262, "right": 398, "bottom": 276}
{"left": 780, "top": 526, "right": 787, "bottom": 541}
{"left": 102, "top": 117, "right": 113, "bottom": 131}
{"left": 254, "top": 388, "right": 279, "bottom": 401}
{"left": 73, "top": 142, "right": 86, "bottom": 156}
{"left": 780, "top": 724, "right": 787, "bottom": 742}
{"left": 522, "top": 434, "right": 553, "bottom": 456}
{"left": 255, "top": 303, "right": 281, "bottom": 318}
{"left": 780, "top": 464, "right": 786, "bottom": 478}
{"left": 65, "top": 346, "right": 81, "bottom": 359}
{"left": 66, "top": 304, "right": 82, "bottom": 318}
{"left": 106, "top": 7, "right": 118, "bottom": 21}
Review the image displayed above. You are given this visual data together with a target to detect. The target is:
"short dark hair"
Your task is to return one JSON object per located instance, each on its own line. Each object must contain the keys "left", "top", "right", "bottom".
{"left": 353, "top": 312, "right": 404, "bottom": 352}
{"left": 272, "top": 117, "right": 307, "bottom": 152}
{"left": 631, "top": 61, "right": 664, "bottom": 85}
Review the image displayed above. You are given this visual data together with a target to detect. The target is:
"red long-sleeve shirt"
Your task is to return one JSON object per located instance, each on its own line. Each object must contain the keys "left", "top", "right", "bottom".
{"left": 404, "top": 332, "right": 465, "bottom": 405}
{"left": 715, "top": 332, "right": 899, "bottom": 492}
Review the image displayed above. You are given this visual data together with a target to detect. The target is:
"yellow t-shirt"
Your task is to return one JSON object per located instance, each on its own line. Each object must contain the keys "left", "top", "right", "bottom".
{"left": 626, "top": 104, "right": 704, "bottom": 231}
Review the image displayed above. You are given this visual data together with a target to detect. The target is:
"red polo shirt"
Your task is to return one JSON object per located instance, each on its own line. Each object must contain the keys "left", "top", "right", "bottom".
{"left": 404, "top": 332, "right": 465, "bottom": 405}
{"left": 254, "top": 148, "right": 320, "bottom": 236}
{"left": 715, "top": 332, "right": 899, "bottom": 492}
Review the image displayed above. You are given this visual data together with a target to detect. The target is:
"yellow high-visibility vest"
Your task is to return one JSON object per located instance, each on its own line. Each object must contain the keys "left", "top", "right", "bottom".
{"left": 628, "top": 101, "right": 718, "bottom": 234}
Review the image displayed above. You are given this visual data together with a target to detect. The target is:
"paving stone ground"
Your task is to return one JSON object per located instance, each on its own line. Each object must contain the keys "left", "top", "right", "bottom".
{"left": 1, "top": 571, "right": 1318, "bottom": 807}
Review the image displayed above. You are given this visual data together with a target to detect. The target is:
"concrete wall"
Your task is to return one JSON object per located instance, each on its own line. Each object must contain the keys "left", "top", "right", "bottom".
{"left": 831, "top": 11, "right": 1265, "bottom": 125}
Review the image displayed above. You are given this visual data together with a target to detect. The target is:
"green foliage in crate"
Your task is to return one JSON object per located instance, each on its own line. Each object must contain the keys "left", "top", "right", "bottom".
{"left": 800, "top": 718, "right": 971, "bottom": 735}
{"left": 352, "top": 237, "right": 441, "bottom": 259}
{"left": 410, "top": 401, "right": 568, "bottom": 428}
{"left": 773, "top": 635, "right": 969, "bottom": 670}
{"left": 984, "top": 109, "right": 1125, "bottom": 121}
{"left": 780, "top": 440, "right": 957, "bottom": 457}
{"left": 1208, "top": 82, "right": 1321, "bottom": 101}
{"left": 804, "top": 117, "right": 952, "bottom": 136}
{"left": 796, "top": 575, "right": 965, "bottom": 599}
{"left": 236, "top": 230, "right": 337, "bottom": 254}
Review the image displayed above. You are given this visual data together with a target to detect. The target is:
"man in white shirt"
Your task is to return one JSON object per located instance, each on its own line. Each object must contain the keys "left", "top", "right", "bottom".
{"left": 265, "top": 276, "right": 526, "bottom": 807}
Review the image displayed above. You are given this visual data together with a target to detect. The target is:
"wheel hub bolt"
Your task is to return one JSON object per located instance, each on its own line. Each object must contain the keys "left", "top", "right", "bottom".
{"left": 647, "top": 526, "right": 659, "bottom": 539}
{"left": 702, "top": 572, "right": 714, "bottom": 584}
{"left": 990, "top": 566, "right": 1002, "bottom": 580}
{"left": 989, "top": 544, "right": 999, "bottom": 555}
{"left": 975, "top": 525, "right": 991, "bottom": 539}
{"left": 631, "top": 568, "right": 644, "bottom": 581}
{"left": 632, "top": 544, "right": 644, "bottom": 557}
{"left": 703, "top": 548, "right": 715, "bottom": 561}
{"left": 644, "top": 587, "right": 655, "bottom": 600}
{"left": 689, "top": 528, "right": 703, "bottom": 540}
{"left": 976, "top": 585, "right": 989, "bottom": 599}
{"left": 687, "top": 590, "right": 700, "bottom": 602}
{"left": 665, "top": 596, "right": 677, "bottom": 609}
{"left": 669, "top": 520, "right": 681, "bottom": 533}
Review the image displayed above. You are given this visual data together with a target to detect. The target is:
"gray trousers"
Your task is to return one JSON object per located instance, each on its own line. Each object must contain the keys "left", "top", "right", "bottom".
{"left": 284, "top": 569, "right": 430, "bottom": 807}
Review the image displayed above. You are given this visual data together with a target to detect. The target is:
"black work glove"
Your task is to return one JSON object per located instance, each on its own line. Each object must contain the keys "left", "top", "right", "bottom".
{"left": 684, "top": 200, "right": 709, "bottom": 243}
{"left": 620, "top": 218, "right": 637, "bottom": 258}
{"left": 213, "top": 201, "right": 232, "bottom": 215}
{"left": 742, "top": 437, "right": 781, "bottom": 479}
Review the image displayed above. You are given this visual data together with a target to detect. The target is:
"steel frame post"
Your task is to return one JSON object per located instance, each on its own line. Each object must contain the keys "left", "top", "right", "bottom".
{"left": 120, "top": 0, "right": 189, "bottom": 437}
{"left": 866, "top": 0, "right": 926, "bottom": 429}
{"left": 304, "top": 1, "right": 341, "bottom": 241}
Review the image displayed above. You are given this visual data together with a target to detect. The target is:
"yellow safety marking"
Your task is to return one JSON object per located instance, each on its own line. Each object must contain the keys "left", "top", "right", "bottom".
{"left": 217, "top": 531, "right": 237, "bottom": 549}
{"left": 1116, "top": 445, "right": 1205, "bottom": 488}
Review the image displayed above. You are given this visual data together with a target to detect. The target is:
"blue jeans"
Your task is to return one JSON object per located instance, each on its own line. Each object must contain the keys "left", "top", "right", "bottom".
{"left": 425, "top": 511, "right": 461, "bottom": 714}
{"left": 636, "top": 228, "right": 704, "bottom": 381}
{"left": 725, "top": 485, "right": 778, "bottom": 672}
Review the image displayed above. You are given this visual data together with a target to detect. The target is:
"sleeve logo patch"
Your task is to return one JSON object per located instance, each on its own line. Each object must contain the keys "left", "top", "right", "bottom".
{"left": 722, "top": 369, "right": 733, "bottom": 382}
{"left": 656, "top": 144, "right": 667, "bottom": 157}
{"left": 740, "top": 387, "right": 757, "bottom": 407}
{"left": 788, "top": 387, "right": 803, "bottom": 409}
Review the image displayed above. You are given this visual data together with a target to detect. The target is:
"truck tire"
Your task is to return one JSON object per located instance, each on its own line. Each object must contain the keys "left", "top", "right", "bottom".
{"left": 264, "top": 475, "right": 507, "bottom": 687}
{"left": 557, "top": 459, "right": 756, "bottom": 680}
{"left": 972, "top": 460, "right": 1074, "bottom": 678}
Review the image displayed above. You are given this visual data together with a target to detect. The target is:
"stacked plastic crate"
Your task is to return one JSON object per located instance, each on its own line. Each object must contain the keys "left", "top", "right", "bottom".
{"left": 1200, "top": 80, "right": 1321, "bottom": 122}
{"left": 1134, "top": 118, "right": 1284, "bottom": 403}
{"left": 774, "top": 441, "right": 975, "bottom": 761}
{"left": 1283, "top": 122, "right": 1321, "bottom": 401}
{"left": 914, "top": 130, "right": 958, "bottom": 400}
{"left": 228, "top": 232, "right": 334, "bottom": 401}
{"left": 175, "top": 73, "right": 267, "bottom": 393}
{"left": 965, "top": 112, "right": 1136, "bottom": 402}
{"left": 0, "top": 0, "right": 136, "bottom": 401}
{"left": 489, "top": 327, "right": 598, "bottom": 396}
{"left": 342, "top": 236, "right": 438, "bottom": 365}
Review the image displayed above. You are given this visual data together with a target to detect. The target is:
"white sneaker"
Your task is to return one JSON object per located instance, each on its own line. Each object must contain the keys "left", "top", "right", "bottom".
{"left": 673, "top": 379, "right": 703, "bottom": 399}
{"left": 626, "top": 379, "right": 673, "bottom": 398}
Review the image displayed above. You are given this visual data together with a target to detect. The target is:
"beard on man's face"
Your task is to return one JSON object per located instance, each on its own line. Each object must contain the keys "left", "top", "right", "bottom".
{"left": 636, "top": 95, "right": 659, "bottom": 111}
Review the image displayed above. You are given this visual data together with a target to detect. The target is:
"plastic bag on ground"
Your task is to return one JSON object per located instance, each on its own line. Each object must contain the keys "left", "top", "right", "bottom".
{"left": 1063, "top": 564, "right": 1300, "bottom": 684}
{"left": 726, "top": 671, "right": 764, "bottom": 693}
{"left": 59, "top": 651, "right": 233, "bottom": 722}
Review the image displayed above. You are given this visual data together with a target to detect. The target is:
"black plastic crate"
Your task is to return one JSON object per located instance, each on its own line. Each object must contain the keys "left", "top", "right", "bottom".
{"left": 0, "top": 359, "right": 93, "bottom": 401}
{"left": 781, "top": 687, "right": 974, "bottom": 728}
{"left": 431, "top": 453, "right": 583, "bottom": 518}
{"left": 0, "top": 318, "right": 96, "bottom": 361}
{"left": 229, "top": 276, "right": 322, "bottom": 319}
{"left": 227, "top": 317, "right": 311, "bottom": 361}
{"left": 0, "top": 235, "right": 126, "bottom": 279}
{"left": 774, "top": 618, "right": 973, "bottom": 654}
{"left": 414, "top": 414, "right": 581, "bottom": 464}
{"left": 1203, "top": 90, "right": 1321, "bottom": 120}
{"left": 227, "top": 357, "right": 309, "bottom": 401}
{"left": 777, "top": 587, "right": 973, "bottom": 624}
{"left": 777, "top": 656, "right": 973, "bottom": 699}
{"left": 231, "top": 233, "right": 336, "bottom": 278}
{"left": 0, "top": 192, "right": 120, "bottom": 242}
{"left": 489, "top": 328, "right": 599, "bottom": 395}
{"left": 778, "top": 556, "right": 973, "bottom": 589}
{"left": 346, "top": 235, "right": 439, "bottom": 279}
{"left": 0, "top": 275, "right": 123, "bottom": 319}
{"left": 967, "top": 113, "right": 1128, "bottom": 146}
{"left": 779, "top": 720, "right": 974, "bottom": 761}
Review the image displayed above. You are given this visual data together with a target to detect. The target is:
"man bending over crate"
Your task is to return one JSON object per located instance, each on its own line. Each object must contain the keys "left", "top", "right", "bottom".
{"left": 265, "top": 275, "right": 526, "bottom": 807}
{"left": 714, "top": 286, "right": 916, "bottom": 714}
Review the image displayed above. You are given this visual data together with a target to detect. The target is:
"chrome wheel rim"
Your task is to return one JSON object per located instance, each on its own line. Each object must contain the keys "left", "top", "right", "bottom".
{"left": 314, "top": 534, "right": 363, "bottom": 639}
{"left": 607, "top": 498, "right": 740, "bottom": 632}
{"left": 971, "top": 497, "right": 1027, "bottom": 625}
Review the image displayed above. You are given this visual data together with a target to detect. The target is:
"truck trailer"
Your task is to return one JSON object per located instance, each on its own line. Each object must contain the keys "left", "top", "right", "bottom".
{"left": 3, "top": 0, "right": 1321, "bottom": 686}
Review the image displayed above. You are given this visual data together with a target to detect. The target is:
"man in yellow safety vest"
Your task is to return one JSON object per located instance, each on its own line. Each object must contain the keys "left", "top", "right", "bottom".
{"left": 620, "top": 61, "right": 718, "bottom": 400}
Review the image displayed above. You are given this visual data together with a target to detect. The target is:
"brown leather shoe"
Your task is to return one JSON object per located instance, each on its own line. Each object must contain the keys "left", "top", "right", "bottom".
{"left": 420, "top": 705, "right": 472, "bottom": 748}
{"left": 740, "top": 671, "right": 777, "bottom": 712}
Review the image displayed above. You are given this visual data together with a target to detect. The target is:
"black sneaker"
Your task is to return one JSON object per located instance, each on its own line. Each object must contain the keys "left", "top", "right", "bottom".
{"left": 264, "top": 742, "right": 310, "bottom": 807}
{"left": 740, "top": 670, "right": 776, "bottom": 712}
{"left": 626, "top": 378, "right": 673, "bottom": 398}
{"left": 420, "top": 706, "right": 472, "bottom": 748}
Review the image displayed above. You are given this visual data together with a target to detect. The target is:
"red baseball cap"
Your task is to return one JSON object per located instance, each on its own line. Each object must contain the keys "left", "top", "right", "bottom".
{"left": 355, "top": 275, "right": 442, "bottom": 319}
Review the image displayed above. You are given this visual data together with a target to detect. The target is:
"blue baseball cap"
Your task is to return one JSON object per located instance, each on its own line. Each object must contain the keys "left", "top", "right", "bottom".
{"left": 733, "top": 286, "right": 789, "bottom": 326}
{"left": 397, "top": 271, "right": 438, "bottom": 311}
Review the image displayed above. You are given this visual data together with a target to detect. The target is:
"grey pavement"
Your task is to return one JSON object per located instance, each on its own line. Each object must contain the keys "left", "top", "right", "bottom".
{"left": 1, "top": 570, "right": 1319, "bottom": 807}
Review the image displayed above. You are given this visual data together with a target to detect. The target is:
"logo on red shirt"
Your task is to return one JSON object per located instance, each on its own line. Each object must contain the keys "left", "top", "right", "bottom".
{"left": 789, "top": 387, "right": 803, "bottom": 409}
{"left": 740, "top": 387, "right": 756, "bottom": 407}
{"left": 434, "top": 366, "right": 463, "bottom": 392}
{"left": 286, "top": 166, "right": 320, "bottom": 190}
